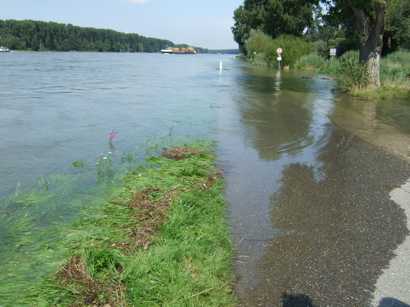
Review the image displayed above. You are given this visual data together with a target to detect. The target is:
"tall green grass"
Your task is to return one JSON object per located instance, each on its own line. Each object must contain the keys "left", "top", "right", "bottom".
{"left": 13, "top": 142, "right": 234, "bottom": 306}
{"left": 381, "top": 51, "right": 410, "bottom": 86}
{"left": 295, "top": 50, "right": 410, "bottom": 96}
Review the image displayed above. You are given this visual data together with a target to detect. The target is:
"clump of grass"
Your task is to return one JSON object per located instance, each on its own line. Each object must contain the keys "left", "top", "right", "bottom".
{"left": 29, "top": 142, "right": 234, "bottom": 306}
{"left": 380, "top": 51, "right": 410, "bottom": 89}
{"left": 336, "top": 51, "right": 369, "bottom": 91}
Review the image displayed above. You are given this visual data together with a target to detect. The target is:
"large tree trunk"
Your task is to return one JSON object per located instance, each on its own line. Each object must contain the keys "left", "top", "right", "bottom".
{"left": 353, "top": 2, "right": 386, "bottom": 88}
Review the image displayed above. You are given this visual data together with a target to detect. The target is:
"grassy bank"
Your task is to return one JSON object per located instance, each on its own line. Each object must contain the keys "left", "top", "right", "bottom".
{"left": 3, "top": 143, "right": 234, "bottom": 306}
{"left": 295, "top": 51, "right": 410, "bottom": 99}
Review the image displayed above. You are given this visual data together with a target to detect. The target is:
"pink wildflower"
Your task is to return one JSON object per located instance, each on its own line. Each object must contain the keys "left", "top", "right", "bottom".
{"left": 108, "top": 130, "right": 118, "bottom": 142}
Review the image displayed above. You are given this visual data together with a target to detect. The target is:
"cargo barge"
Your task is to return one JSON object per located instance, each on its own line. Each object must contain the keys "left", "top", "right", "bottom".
{"left": 161, "top": 47, "right": 197, "bottom": 54}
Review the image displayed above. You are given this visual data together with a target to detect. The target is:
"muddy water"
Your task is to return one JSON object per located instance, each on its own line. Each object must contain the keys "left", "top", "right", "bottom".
{"left": 216, "top": 65, "right": 410, "bottom": 306}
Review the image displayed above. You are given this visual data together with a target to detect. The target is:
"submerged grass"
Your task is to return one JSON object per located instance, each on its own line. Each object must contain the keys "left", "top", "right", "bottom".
{"left": 18, "top": 142, "right": 234, "bottom": 306}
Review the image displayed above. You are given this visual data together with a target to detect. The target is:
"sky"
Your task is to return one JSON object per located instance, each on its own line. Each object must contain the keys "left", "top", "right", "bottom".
{"left": 1, "top": 0, "right": 243, "bottom": 49}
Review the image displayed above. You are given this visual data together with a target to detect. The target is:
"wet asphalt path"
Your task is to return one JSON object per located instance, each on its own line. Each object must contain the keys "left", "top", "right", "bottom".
{"left": 238, "top": 129, "right": 410, "bottom": 306}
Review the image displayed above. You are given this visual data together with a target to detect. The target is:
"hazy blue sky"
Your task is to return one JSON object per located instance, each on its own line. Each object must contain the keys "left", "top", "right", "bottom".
{"left": 1, "top": 0, "right": 243, "bottom": 49}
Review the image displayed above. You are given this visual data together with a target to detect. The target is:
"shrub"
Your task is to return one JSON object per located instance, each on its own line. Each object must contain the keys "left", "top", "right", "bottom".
{"left": 313, "top": 40, "right": 329, "bottom": 58}
{"left": 245, "top": 30, "right": 313, "bottom": 68}
{"left": 321, "top": 57, "right": 342, "bottom": 75}
{"left": 336, "top": 51, "right": 369, "bottom": 91}
{"left": 381, "top": 51, "right": 410, "bottom": 85}
{"left": 294, "top": 53, "right": 326, "bottom": 71}
{"left": 245, "top": 30, "right": 272, "bottom": 60}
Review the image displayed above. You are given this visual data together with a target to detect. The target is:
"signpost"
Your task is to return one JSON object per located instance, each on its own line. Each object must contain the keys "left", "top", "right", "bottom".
{"left": 276, "top": 47, "right": 283, "bottom": 69}
{"left": 330, "top": 48, "right": 337, "bottom": 57}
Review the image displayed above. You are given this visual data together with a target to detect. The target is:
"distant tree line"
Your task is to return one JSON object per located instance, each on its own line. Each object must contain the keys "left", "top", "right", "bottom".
{"left": 0, "top": 19, "right": 174, "bottom": 52}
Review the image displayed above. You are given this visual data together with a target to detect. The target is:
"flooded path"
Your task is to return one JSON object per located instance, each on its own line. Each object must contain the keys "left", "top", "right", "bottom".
{"left": 216, "top": 64, "right": 410, "bottom": 306}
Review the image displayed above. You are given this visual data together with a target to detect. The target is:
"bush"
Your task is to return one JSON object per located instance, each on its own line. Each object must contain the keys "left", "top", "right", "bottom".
{"left": 245, "top": 30, "right": 272, "bottom": 60}
{"left": 294, "top": 53, "right": 326, "bottom": 71}
{"left": 295, "top": 53, "right": 342, "bottom": 76}
{"left": 336, "top": 51, "right": 369, "bottom": 91}
{"left": 245, "top": 30, "right": 313, "bottom": 68}
{"left": 381, "top": 51, "right": 410, "bottom": 85}
{"left": 313, "top": 40, "right": 329, "bottom": 58}
{"left": 321, "top": 57, "right": 342, "bottom": 75}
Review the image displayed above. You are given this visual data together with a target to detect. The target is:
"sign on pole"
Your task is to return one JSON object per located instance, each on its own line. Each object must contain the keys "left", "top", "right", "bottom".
{"left": 276, "top": 48, "right": 283, "bottom": 61}
{"left": 330, "top": 48, "right": 337, "bottom": 57}
{"left": 276, "top": 47, "right": 283, "bottom": 68}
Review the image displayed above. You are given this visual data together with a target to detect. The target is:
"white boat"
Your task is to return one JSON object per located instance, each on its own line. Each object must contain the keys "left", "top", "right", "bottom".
{"left": 0, "top": 46, "right": 10, "bottom": 52}
{"left": 160, "top": 48, "right": 174, "bottom": 54}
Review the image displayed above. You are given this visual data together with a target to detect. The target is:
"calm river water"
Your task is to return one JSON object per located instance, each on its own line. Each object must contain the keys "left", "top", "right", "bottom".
{"left": 1, "top": 52, "right": 410, "bottom": 306}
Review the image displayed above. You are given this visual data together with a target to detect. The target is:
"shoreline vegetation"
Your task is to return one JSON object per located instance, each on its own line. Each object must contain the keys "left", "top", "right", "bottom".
{"left": 243, "top": 30, "right": 410, "bottom": 100}
{"left": 0, "top": 19, "right": 239, "bottom": 54}
{"left": 232, "top": 0, "right": 410, "bottom": 101}
{"left": 0, "top": 19, "right": 173, "bottom": 53}
{"left": 1, "top": 142, "right": 235, "bottom": 306}
{"left": 294, "top": 51, "right": 410, "bottom": 100}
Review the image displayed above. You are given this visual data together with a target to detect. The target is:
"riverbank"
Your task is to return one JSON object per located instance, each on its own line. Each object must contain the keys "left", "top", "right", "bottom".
{"left": 295, "top": 51, "right": 410, "bottom": 100}
{"left": 18, "top": 143, "right": 234, "bottom": 305}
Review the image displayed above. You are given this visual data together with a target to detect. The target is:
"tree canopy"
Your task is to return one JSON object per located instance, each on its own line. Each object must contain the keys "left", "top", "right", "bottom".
{"left": 233, "top": 0, "right": 410, "bottom": 87}
{"left": 385, "top": 0, "right": 410, "bottom": 51}
{"left": 0, "top": 19, "right": 173, "bottom": 52}
{"left": 232, "top": 0, "right": 319, "bottom": 52}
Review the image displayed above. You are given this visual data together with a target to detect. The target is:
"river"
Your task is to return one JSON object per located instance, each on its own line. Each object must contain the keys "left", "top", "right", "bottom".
{"left": 1, "top": 52, "right": 410, "bottom": 306}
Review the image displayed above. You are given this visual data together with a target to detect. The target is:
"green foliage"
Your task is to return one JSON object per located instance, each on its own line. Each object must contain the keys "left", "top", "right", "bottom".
{"left": 232, "top": 0, "right": 318, "bottom": 51}
{"left": 246, "top": 30, "right": 313, "bottom": 67}
{"left": 0, "top": 19, "right": 173, "bottom": 52}
{"left": 124, "top": 185, "right": 233, "bottom": 306}
{"left": 85, "top": 248, "right": 124, "bottom": 278}
{"left": 294, "top": 53, "right": 326, "bottom": 71}
{"left": 336, "top": 51, "right": 369, "bottom": 90}
{"left": 326, "top": 0, "right": 410, "bottom": 54}
{"left": 0, "top": 172, "right": 118, "bottom": 306}
{"left": 381, "top": 51, "right": 410, "bottom": 84}
{"left": 96, "top": 152, "right": 114, "bottom": 182}
{"left": 1, "top": 142, "right": 234, "bottom": 305}
{"left": 296, "top": 50, "right": 410, "bottom": 96}
{"left": 295, "top": 54, "right": 341, "bottom": 76}
{"left": 72, "top": 160, "right": 85, "bottom": 168}
{"left": 385, "top": 0, "right": 410, "bottom": 51}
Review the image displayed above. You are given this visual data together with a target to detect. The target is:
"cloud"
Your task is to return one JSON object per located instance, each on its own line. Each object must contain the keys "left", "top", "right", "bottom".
{"left": 128, "top": 0, "right": 148, "bottom": 4}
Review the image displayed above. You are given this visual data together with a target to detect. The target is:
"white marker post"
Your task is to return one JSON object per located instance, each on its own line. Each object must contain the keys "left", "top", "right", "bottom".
{"left": 276, "top": 47, "right": 283, "bottom": 70}
{"left": 330, "top": 48, "right": 337, "bottom": 58}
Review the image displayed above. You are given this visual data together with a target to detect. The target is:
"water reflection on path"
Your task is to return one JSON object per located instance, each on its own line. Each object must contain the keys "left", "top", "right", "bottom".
{"left": 217, "top": 64, "right": 410, "bottom": 306}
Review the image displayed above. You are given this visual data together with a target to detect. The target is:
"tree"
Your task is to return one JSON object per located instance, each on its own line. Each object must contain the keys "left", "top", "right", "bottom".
{"left": 384, "top": 0, "right": 410, "bottom": 52}
{"left": 327, "top": 0, "right": 387, "bottom": 87}
{"left": 232, "top": 0, "right": 318, "bottom": 53}
{"left": 0, "top": 19, "right": 174, "bottom": 53}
